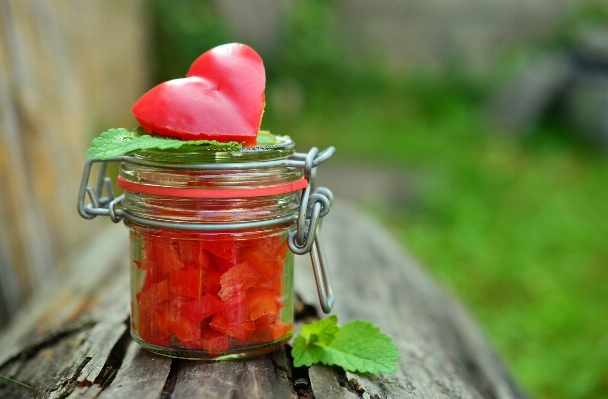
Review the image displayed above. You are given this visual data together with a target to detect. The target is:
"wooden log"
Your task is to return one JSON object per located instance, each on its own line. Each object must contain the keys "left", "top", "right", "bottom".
{"left": 0, "top": 202, "right": 528, "bottom": 398}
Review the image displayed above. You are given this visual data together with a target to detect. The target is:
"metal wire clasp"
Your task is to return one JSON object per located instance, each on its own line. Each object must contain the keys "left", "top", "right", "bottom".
{"left": 286, "top": 148, "right": 334, "bottom": 313}
{"left": 77, "top": 147, "right": 336, "bottom": 313}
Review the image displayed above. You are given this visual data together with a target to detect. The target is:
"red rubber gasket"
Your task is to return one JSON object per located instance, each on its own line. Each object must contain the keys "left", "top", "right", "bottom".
{"left": 117, "top": 176, "right": 308, "bottom": 198}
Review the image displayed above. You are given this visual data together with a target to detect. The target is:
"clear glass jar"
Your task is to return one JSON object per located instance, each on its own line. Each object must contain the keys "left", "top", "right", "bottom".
{"left": 120, "top": 138, "right": 301, "bottom": 360}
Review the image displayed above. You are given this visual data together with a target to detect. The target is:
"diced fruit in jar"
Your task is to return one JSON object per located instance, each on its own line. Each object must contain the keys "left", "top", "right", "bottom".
{"left": 217, "top": 261, "right": 261, "bottom": 304}
{"left": 210, "top": 308, "right": 256, "bottom": 343}
{"left": 169, "top": 266, "right": 205, "bottom": 298}
{"left": 183, "top": 294, "right": 225, "bottom": 322}
{"left": 132, "top": 230, "right": 292, "bottom": 353}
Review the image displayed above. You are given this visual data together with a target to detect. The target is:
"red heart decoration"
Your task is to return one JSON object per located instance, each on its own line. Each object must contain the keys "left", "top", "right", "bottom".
{"left": 132, "top": 43, "right": 265, "bottom": 146}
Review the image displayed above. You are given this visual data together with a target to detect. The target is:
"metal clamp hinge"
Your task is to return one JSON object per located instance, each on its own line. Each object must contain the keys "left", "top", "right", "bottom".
{"left": 286, "top": 147, "right": 335, "bottom": 313}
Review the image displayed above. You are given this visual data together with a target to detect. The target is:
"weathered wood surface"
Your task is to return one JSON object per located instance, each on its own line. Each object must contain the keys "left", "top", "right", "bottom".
{"left": 0, "top": 0, "right": 148, "bottom": 325}
{"left": 0, "top": 202, "right": 528, "bottom": 399}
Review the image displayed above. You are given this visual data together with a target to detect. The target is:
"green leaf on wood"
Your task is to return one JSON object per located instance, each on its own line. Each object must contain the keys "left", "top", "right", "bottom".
{"left": 292, "top": 316, "right": 401, "bottom": 374}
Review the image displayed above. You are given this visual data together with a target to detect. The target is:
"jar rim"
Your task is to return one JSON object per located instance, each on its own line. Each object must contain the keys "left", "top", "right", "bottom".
{"left": 129, "top": 134, "right": 295, "bottom": 164}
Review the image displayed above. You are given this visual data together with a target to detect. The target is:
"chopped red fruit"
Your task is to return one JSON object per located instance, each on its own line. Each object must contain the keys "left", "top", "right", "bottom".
{"left": 202, "top": 241, "right": 237, "bottom": 274}
{"left": 153, "top": 308, "right": 172, "bottom": 338}
{"left": 153, "top": 238, "right": 185, "bottom": 272}
{"left": 169, "top": 266, "right": 205, "bottom": 298}
{"left": 177, "top": 240, "right": 211, "bottom": 269}
{"left": 137, "top": 305, "right": 171, "bottom": 347}
{"left": 199, "top": 325, "right": 230, "bottom": 353}
{"left": 165, "top": 295, "right": 194, "bottom": 323}
{"left": 246, "top": 288, "right": 282, "bottom": 321}
{"left": 172, "top": 314, "right": 201, "bottom": 343}
{"left": 136, "top": 250, "right": 161, "bottom": 273}
{"left": 132, "top": 228, "right": 293, "bottom": 352}
{"left": 222, "top": 301, "right": 249, "bottom": 324}
{"left": 137, "top": 280, "right": 170, "bottom": 309}
{"left": 203, "top": 264, "right": 221, "bottom": 295}
{"left": 138, "top": 320, "right": 170, "bottom": 347}
{"left": 201, "top": 240, "right": 237, "bottom": 260}
{"left": 241, "top": 235, "right": 286, "bottom": 281}
{"left": 218, "top": 261, "right": 261, "bottom": 303}
{"left": 210, "top": 310, "right": 255, "bottom": 343}
{"left": 183, "top": 294, "right": 225, "bottom": 322}
{"left": 139, "top": 267, "right": 167, "bottom": 293}
{"left": 251, "top": 315, "right": 292, "bottom": 343}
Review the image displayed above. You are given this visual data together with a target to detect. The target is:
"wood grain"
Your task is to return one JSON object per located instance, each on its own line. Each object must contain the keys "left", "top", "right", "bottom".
{"left": 0, "top": 202, "right": 528, "bottom": 398}
{"left": 0, "top": 0, "right": 148, "bottom": 326}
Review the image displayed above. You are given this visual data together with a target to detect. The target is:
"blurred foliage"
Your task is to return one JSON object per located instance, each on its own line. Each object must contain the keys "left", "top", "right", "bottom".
{"left": 556, "top": 0, "right": 608, "bottom": 45}
{"left": 148, "top": 0, "right": 232, "bottom": 83}
{"left": 147, "top": 1, "right": 608, "bottom": 398}
{"left": 271, "top": 0, "right": 345, "bottom": 84}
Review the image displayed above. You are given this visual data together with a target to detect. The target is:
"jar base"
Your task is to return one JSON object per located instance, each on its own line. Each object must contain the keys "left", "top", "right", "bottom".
{"left": 131, "top": 332, "right": 292, "bottom": 361}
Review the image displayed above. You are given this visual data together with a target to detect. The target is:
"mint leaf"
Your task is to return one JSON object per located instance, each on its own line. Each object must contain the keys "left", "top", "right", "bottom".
{"left": 292, "top": 315, "right": 339, "bottom": 367}
{"left": 292, "top": 334, "right": 324, "bottom": 367}
{"left": 300, "top": 315, "right": 340, "bottom": 346}
{"left": 292, "top": 317, "right": 400, "bottom": 374}
{"left": 321, "top": 320, "right": 400, "bottom": 374}
{"left": 85, "top": 127, "right": 242, "bottom": 159}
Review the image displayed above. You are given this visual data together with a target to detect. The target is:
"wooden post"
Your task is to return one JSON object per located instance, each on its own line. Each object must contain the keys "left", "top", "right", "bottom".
{"left": 0, "top": 0, "right": 148, "bottom": 325}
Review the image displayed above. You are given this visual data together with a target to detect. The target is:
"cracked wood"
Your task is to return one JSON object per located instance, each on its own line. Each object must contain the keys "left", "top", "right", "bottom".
{"left": 0, "top": 202, "right": 527, "bottom": 398}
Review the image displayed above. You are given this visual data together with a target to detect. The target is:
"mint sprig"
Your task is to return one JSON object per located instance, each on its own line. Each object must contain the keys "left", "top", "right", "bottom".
{"left": 292, "top": 316, "right": 400, "bottom": 374}
{"left": 85, "top": 127, "right": 242, "bottom": 159}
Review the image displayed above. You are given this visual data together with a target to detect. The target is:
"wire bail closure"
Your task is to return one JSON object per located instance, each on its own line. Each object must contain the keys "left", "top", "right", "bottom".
{"left": 77, "top": 147, "right": 335, "bottom": 313}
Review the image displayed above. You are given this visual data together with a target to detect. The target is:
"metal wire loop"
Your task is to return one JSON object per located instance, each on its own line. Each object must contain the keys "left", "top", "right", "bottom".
{"left": 296, "top": 185, "right": 311, "bottom": 246}
{"left": 303, "top": 147, "right": 319, "bottom": 180}
{"left": 310, "top": 236, "right": 334, "bottom": 313}
{"left": 312, "top": 147, "right": 335, "bottom": 168}
{"left": 308, "top": 192, "right": 332, "bottom": 218}
{"left": 86, "top": 187, "right": 100, "bottom": 209}
{"left": 104, "top": 177, "right": 115, "bottom": 202}
{"left": 288, "top": 201, "right": 323, "bottom": 255}
{"left": 313, "top": 186, "right": 334, "bottom": 206}
{"left": 108, "top": 194, "right": 125, "bottom": 223}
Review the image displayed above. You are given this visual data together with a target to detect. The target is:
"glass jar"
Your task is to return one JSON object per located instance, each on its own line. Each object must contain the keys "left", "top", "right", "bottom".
{"left": 119, "top": 137, "right": 303, "bottom": 360}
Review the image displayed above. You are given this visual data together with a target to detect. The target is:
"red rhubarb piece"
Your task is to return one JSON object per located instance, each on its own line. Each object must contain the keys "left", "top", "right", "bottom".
{"left": 202, "top": 241, "right": 238, "bottom": 274}
{"left": 169, "top": 265, "right": 205, "bottom": 298}
{"left": 203, "top": 264, "right": 221, "bottom": 295}
{"left": 251, "top": 315, "right": 292, "bottom": 343}
{"left": 246, "top": 288, "right": 282, "bottom": 321}
{"left": 241, "top": 235, "right": 287, "bottom": 281}
{"left": 210, "top": 310, "right": 255, "bottom": 343}
{"left": 183, "top": 294, "right": 225, "bottom": 322}
{"left": 137, "top": 279, "right": 170, "bottom": 309}
{"left": 199, "top": 325, "right": 230, "bottom": 352}
{"left": 153, "top": 238, "right": 185, "bottom": 272}
{"left": 217, "top": 261, "right": 261, "bottom": 303}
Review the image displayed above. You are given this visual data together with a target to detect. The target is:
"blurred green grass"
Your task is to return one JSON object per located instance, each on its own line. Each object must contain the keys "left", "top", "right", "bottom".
{"left": 264, "top": 77, "right": 608, "bottom": 399}
{"left": 149, "top": 1, "right": 608, "bottom": 397}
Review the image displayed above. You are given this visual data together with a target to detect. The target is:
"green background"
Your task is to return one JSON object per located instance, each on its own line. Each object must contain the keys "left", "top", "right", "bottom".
{"left": 148, "top": 1, "right": 608, "bottom": 397}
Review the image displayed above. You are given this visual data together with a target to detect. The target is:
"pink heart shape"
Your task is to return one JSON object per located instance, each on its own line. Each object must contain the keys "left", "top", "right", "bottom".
{"left": 132, "top": 43, "right": 265, "bottom": 146}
